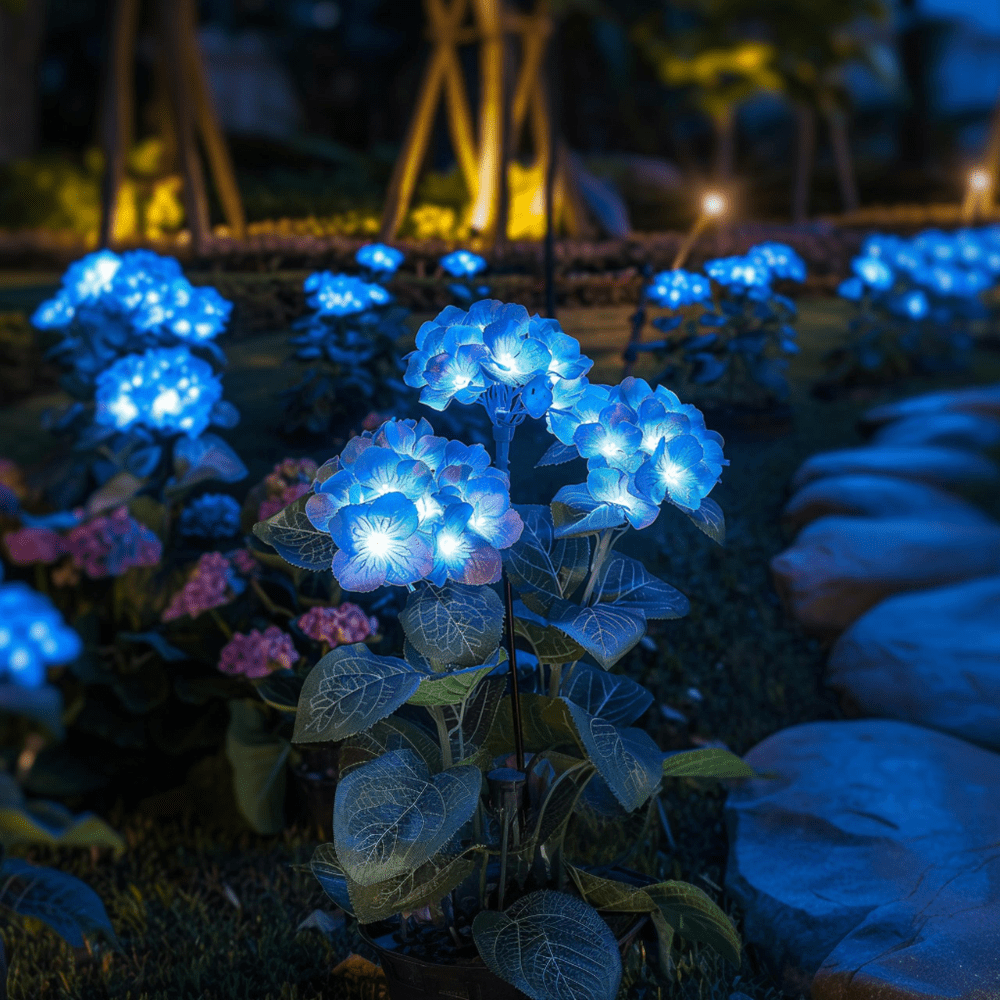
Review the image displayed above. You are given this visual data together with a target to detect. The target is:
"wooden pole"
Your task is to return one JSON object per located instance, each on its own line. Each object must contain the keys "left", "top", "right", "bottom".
{"left": 433, "top": 0, "right": 479, "bottom": 199}
{"left": 99, "top": 0, "right": 139, "bottom": 248}
{"left": 826, "top": 106, "right": 859, "bottom": 215}
{"left": 181, "top": 0, "right": 246, "bottom": 238}
{"left": 159, "top": 0, "right": 211, "bottom": 252}
{"left": 469, "top": 0, "right": 506, "bottom": 239}
{"left": 792, "top": 103, "right": 816, "bottom": 224}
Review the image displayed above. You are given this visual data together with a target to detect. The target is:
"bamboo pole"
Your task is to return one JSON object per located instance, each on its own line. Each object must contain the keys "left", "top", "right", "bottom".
{"left": 181, "top": 0, "right": 245, "bottom": 237}
{"left": 99, "top": 0, "right": 139, "bottom": 247}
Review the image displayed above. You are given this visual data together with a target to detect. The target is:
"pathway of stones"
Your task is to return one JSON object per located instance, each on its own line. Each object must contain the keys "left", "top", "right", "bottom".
{"left": 726, "top": 385, "right": 1000, "bottom": 1000}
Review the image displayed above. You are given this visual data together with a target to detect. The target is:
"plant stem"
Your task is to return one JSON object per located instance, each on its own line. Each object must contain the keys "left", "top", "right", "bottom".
{"left": 580, "top": 529, "right": 615, "bottom": 607}
{"left": 210, "top": 609, "right": 233, "bottom": 640}
{"left": 250, "top": 579, "right": 294, "bottom": 619}
{"left": 430, "top": 706, "right": 454, "bottom": 770}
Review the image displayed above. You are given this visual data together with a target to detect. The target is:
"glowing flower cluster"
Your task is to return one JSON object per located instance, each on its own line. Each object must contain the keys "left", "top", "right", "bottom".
{"left": 64, "top": 507, "right": 162, "bottom": 578}
{"left": 0, "top": 579, "right": 82, "bottom": 687}
{"left": 355, "top": 243, "right": 404, "bottom": 275}
{"left": 94, "top": 346, "right": 223, "bottom": 438}
{"left": 304, "top": 417, "right": 523, "bottom": 591}
{"left": 704, "top": 255, "right": 772, "bottom": 292}
{"left": 179, "top": 493, "right": 242, "bottom": 539}
{"left": 548, "top": 377, "right": 727, "bottom": 522}
{"left": 303, "top": 272, "right": 391, "bottom": 317}
{"left": 440, "top": 250, "right": 487, "bottom": 278}
{"left": 404, "top": 300, "right": 592, "bottom": 417}
{"left": 32, "top": 249, "right": 232, "bottom": 343}
{"left": 296, "top": 603, "right": 379, "bottom": 647}
{"left": 217, "top": 626, "right": 298, "bottom": 680}
{"left": 748, "top": 243, "right": 807, "bottom": 283}
{"left": 646, "top": 269, "right": 712, "bottom": 309}
{"left": 161, "top": 549, "right": 256, "bottom": 622}
{"left": 256, "top": 458, "right": 319, "bottom": 522}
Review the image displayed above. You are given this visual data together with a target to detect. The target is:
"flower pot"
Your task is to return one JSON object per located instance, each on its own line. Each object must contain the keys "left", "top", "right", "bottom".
{"left": 360, "top": 867, "right": 653, "bottom": 1000}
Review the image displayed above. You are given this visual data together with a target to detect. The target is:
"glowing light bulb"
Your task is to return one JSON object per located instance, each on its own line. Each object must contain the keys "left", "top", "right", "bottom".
{"left": 969, "top": 168, "right": 991, "bottom": 193}
{"left": 702, "top": 192, "right": 726, "bottom": 217}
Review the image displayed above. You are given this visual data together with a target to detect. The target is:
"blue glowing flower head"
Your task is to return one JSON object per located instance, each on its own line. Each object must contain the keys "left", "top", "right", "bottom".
{"left": 837, "top": 276, "right": 864, "bottom": 301}
{"left": 646, "top": 269, "right": 713, "bottom": 309}
{"left": 851, "top": 255, "right": 894, "bottom": 290}
{"left": 549, "top": 377, "right": 726, "bottom": 526}
{"left": 179, "top": 493, "right": 242, "bottom": 539}
{"left": 440, "top": 250, "right": 488, "bottom": 278}
{"left": 890, "top": 289, "right": 930, "bottom": 320}
{"left": 404, "top": 301, "right": 594, "bottom": 419}
{"left": 913, "top": 229, "right": 957, "bottom": 263}
{"left": 748, "top": 243, "right": 807, "bottom": 282}
{"left": 304, "top": 272, "right": 391, "bottom": 316}
{"left": 356, "top": 243, "right": 404, "bottom": 275}
{"left": 0, "top": 580, "right": 82, "bottom": 687}
{"left": 94, "top": 346, "right": 223, "bottom": 438}
{"left": 704, "top": 255, "right": 772, "bottom": 291}
{"left": 302, "top": 418, "right": 521, "bottom": 591}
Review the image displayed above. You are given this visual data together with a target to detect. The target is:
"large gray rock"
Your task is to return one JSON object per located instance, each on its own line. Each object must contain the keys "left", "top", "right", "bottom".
{"left": 769, "top": 516, "right": 1000, "bottom": 634}
{"left": 827, "top": 576, "right": 1000, "bottom": 750}
{"left": 781, "top": 473, "right": 995, "bottom": 534}
{"left": 871, "top": 411, "right": 1000, "bottom": 451}
{"left": 861, "top": 384, "right": 1000, "bottom": 431}
{"left": 790, "top": 446, "right": 999, "bottom": 494}
{"left": 725, "top": 719, "right": 1000, "bottom": 1000}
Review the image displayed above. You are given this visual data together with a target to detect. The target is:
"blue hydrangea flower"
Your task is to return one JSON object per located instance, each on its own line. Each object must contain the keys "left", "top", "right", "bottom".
{"left": 179, "top": 493, "right": 242, "bottom": 539}
{"left": 705, "top": 255, "right": 772, "bottom": 292}
{"left": 581, "top": 468, "right": 659, "bottom": 530}
{"left": 303, "top": 418, "right": 522, "bottom": 591}
{"left": 748, "top": 243, "right": 807, "bottom": 282}
{"left": 441, "top": 250, "right": 487, "bottom": 278}
{"left": 646, "top": 269, "right": 712, "bottom": 309}
{"left": 356, "top": 243, "right": 404, "bottom": 275}
{"left": 0, "top": 580, "right": 82, "bottom": 687}
{"left": 890, "top": 289, "right": 930, "bottom": 320}
{"left": 548, "top": 378, "right": 727, "bottom": 525}
{"left": 304, "top": 272, "right": 391, "bottom": 316}
{"left": 94, "top": 346, "right": 223, "bottom": 438}
{"left": 851, "top": 256, "right": 894, "bottom": 290}
{"left": 838, "top": 277, "right": 864, "bottom": 301}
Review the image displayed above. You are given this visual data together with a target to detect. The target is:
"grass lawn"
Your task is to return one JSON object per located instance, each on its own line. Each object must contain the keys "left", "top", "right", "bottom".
{"left": 1, "top": 284, "right": 998, "bottom": 999}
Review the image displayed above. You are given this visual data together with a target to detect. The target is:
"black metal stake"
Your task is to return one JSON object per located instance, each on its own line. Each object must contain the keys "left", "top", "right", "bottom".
{"left": 503, "top": 571, "right": 526, "bottom": 773}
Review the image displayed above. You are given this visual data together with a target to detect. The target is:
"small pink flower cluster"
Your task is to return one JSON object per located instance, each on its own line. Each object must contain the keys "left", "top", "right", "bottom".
{"left": 217, "top": 625, "right": 298, "bottom": 679}
{"left": 161, "top": 549, "right": 256, "bottom": 622}
{"left": 257, "top": 458, "right": 319, "bottom": 521}
{"left": 63, "top": 506, "right": 162, "bottom": 578}
{"left": 297, "top": 603, "right": 379, "bottom": 647}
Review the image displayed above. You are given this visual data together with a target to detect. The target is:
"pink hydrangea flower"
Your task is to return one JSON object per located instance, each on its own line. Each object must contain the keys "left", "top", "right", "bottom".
{"left": 64, "top": 506, "right": 162, "bottom": 578}
{"left": 162, "top": 549, "right": 256, "bottom": 622}
{"left": 258, "top": 482, "right": 312, "bottom": 522}
{"left": 296, "top": 603, "right": 379, "bottom": 647}
{"left": 3, "top": 527, "right": 68, "bottom": 565}
{"left": 256, "top": 458, "right": 318, "bottom": 521}
{"left": 217, "top": 626, "right": 298, "bottom": 679}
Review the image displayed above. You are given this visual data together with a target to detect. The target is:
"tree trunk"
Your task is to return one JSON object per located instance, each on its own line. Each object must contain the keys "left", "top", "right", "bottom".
{"left": 827, "top": 106, "right": 859, "bottom": 214}
{"left": 0, "top": 0, "right": 47, "bottom": 165}
{"left": 897, "top": 0, "right": 931, "bottom": 169}
{"left": 792, "top": 103, "right": 816, "bottom": 224}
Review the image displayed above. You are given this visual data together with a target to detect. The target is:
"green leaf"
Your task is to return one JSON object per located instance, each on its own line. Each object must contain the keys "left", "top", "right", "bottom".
{"left": 292, "top": 644, "right": 422, "bottom": 744}
{"left": 255, "top": 669, "right": 304, "bottom": 713}
{"left": 225, "top": 699, "right": 291, "bottom": 835}
{"left": 400, "top": 582, "right": 504, "bottom": 668}
{"left": 531, "top": 762, "right": 596, "bottom": 849}
{"left": 334, "top": 750, "right": 481, "bottom": 886}
{"left": 407, "top": 663, "right": 496, "bottom": 707}
{"left": 485, "top": 693, "right": 583, "bottom": 762}
{"left": 339, "top": 717, "right": 441, "bottom": 777}
{"left": 473, "top": 890, "right": 622, "bottom": 1000}
{"left": 562, "top": 700, "right": 662, "bottom": 812}
{"left": 645, "top": 880, "right": 741, "bottom": 967}
{"left": 551, "top": 485, "right": 628, "bottom": 540}
{"left": 0, "top": 859, "right": 116, "bottom": 949}
{"left": 594, "top": 555, "right": 689, "bottom": 620}
{"left": 451, "top": 676, "right": 508, "bottom": 766}
{"left": 662, "top": 748, "right": 755, "bottom": 779}
{"left": 561, "top": 663, "right": 653, "bottom": 727}
{"left": 0, "top": 683, "right": 63, "bottom": 739}
{"left": 345, "top": 849, "right": 480, "bottom": 924}
{"left": 536, "top": 441, "right": 580, "bottom": 467}
{"left": 252, "top": 492, "right": 335, "bottom": 572}
{"left": 170, "top": 432, "right": 248, "bottom": 492}
{"left": 514, "top": 604, "right": 587, "bottom": 663}
{"left": 504, "top": 505, "right": 591, "bottom": 611}
{"left": 310, "top": 843, "right": 353, "bottom": 914}
{"left": 548, "top": 599, "right": 646, "bottom": 670}
{"left": 682, "top": 497, "right": 725, "bottom": 545}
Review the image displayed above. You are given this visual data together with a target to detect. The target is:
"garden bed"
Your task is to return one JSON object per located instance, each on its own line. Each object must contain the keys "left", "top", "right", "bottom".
{"left": 2, "top": 284, "right": 999, "bottom": 999}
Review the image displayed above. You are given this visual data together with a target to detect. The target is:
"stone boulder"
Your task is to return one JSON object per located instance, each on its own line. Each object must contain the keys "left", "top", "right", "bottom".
{"left": 781, "top": 473, "right": 995, "bottom": 534}
{"left": 769, "top": 516, "right": 1000, "bottom": 635}
{"left": 860, "top": 383, "right": 1000, "bottom": 431}
{"left": 725, "top": 719, "right": 1000, "bottom": 1000}
{"left": 871, "top": 411, "right": 1000, "bottom": 451}
{"left": 827, "top": 576, "right": 1000, "bottom": 750}
{"left": 790, "top": 445, "right": 999, "bottom": 494}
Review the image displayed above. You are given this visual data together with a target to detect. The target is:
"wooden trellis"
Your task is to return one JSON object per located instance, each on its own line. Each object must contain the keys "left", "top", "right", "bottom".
{"left": 99, "top": 0, "right": 245, "bottom": 251}
{"left": 379, "top": 0, "right": 585, "bottom": 243}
